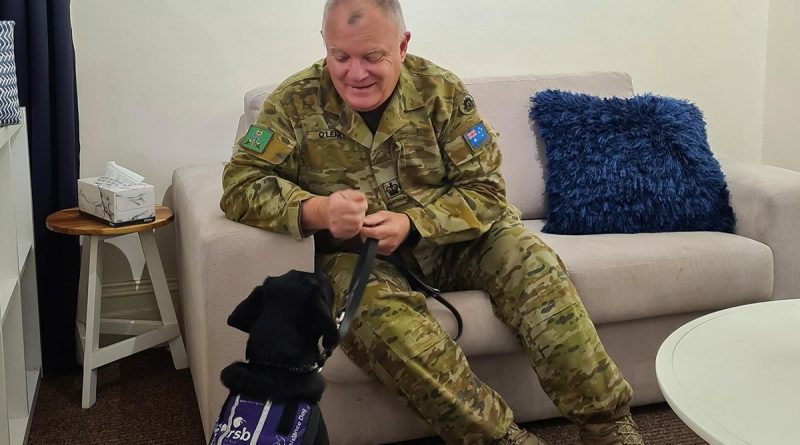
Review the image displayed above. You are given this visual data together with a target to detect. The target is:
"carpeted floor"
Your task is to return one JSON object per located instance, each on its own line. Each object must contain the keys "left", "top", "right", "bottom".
{"left": 28, "top": 348, "right": 206, "bottom": 445}
{"left": 28, "top": 347, "right": 707, "bottom": 444}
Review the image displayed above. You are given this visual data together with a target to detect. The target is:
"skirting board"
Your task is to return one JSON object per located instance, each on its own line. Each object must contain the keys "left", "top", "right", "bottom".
{"left": 101, "top": 278, "right": 180, "bottom": 320}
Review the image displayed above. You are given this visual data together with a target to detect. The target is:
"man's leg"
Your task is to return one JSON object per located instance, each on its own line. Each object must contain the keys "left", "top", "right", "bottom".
{"left": 437, "top": 214, "right": 634, "bottom": 425}
{"left": 320, "top": 252, "right": 528, "bottom": 445}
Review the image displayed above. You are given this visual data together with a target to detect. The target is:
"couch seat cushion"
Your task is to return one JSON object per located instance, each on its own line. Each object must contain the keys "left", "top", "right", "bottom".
{"left": 323, "top": 220, "right": 773, "bottom": 383}
{"left": 527, "top": 219, "right": 773, "bottom": 323}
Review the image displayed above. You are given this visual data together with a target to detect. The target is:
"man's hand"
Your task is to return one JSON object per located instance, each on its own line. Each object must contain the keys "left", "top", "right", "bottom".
{"left": 359, "top": 210, "right": 411, "bottom": 256}
{"left": 324, "top": 190, "right": 368, "bottom": 239}
{"left": 302, "top": 190, "right": 368, "bottom": 239}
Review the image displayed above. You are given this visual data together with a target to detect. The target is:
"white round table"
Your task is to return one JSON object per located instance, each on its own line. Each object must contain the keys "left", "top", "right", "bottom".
{"left": 656, "top": 299, "right": 800, "bottom": 445}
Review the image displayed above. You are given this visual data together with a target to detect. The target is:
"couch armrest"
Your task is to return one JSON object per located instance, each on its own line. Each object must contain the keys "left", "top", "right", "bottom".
{"left": 719, "top": 155, "right": 800, "bottom": 300}
{"left": 171, "top": 163, "right": 314, "bottom": 435}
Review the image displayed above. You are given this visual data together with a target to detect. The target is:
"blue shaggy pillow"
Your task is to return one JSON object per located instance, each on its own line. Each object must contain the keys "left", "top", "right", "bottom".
{"left": 530, "top": 90, "right": 735, "bottom": 235}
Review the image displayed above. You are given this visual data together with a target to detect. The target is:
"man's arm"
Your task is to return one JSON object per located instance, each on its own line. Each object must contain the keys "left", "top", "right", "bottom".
{"left": 403, "top": 88, "right": 508, "bottom": 246}
{"left": 221, "top": 92, "right": 369, "bottom": 239}
{"left": 221, "top": 93, "right": 316, "bottom": 240}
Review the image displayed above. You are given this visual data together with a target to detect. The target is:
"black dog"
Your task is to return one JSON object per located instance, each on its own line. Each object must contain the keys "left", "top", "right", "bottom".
{"left": 209, "top": 270, "right": 339, "bottom": 445}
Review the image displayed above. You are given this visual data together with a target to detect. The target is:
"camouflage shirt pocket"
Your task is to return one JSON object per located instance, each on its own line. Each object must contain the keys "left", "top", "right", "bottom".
{"left": 396, "top": 137, "right": 449, "bottom": 207}
{"left": 299, "top": 137, "right": 355, "bottom": 193}
{"left": 397, "top": 137, "right": 446, "bottom": 186}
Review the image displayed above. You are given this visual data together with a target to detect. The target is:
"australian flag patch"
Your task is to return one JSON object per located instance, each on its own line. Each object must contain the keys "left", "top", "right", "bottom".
{"left": 463, "top": 122, "right": 489, "bottom": 150}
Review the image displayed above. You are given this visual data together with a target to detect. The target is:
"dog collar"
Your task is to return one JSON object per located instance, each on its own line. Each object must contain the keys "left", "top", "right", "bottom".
{"left": 248, "top": 359, "right": 324, "bottom": 375}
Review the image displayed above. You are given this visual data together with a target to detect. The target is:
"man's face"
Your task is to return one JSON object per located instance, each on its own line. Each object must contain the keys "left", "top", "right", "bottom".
{"left": 323, "top": 3, "right": 410, "bottom": 112}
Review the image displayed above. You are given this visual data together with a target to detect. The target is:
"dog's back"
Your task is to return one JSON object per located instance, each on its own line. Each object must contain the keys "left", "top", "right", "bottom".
{"left": 209, "top": 394, "right": 328, "bottom": 445}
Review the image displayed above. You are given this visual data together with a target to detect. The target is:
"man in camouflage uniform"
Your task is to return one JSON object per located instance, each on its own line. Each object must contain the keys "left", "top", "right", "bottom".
{"left": 221, "top": 1, "right": 644, "bottom": 444}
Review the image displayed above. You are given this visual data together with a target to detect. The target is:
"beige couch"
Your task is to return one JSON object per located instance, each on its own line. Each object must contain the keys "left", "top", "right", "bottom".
{"left": 172, "top": 72, "right": 800, "bottom": 444}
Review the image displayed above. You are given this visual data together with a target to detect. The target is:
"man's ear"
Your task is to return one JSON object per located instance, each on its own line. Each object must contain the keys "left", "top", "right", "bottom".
{"left": 399, "top": 31, "right": 411, "bottom": 62}
{"left": 227, "top": 277, "right": 270, "bottom": 333}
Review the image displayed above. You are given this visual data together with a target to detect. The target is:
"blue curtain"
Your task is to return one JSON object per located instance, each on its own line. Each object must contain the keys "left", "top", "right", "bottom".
{"left": 1, "top": 0, "right": 80, "bottom": 373}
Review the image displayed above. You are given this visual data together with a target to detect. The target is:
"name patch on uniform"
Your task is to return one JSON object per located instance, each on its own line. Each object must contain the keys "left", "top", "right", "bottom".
{"left": 463, "top": 122, "right": 489, "bottom": 150}
{"left": 241, "top": 125, "right": 274, "bottom": 153}
{"left": 307, "top": 129, "right": 345, "bottom": 140}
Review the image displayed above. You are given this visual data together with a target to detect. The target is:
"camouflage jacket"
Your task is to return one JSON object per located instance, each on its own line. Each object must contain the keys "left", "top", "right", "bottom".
{"left": 220, "top": 54, "right": 512, "bottom": 276}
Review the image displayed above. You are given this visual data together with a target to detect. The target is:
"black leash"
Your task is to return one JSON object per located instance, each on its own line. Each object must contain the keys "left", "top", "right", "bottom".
{"left": 330, "top": 240, "right": 464, "bottom": 341}
{"left": 282, "top": 238, "right": 463, "bottom": 374}
{"left": 383, "top": 254, "right": 463, "bottom": 341}
{"left": 335, "top": 237, "right": 378, "bottom": 340}
{"left": 314, "top": 238, "right": 379, "bottom": 370}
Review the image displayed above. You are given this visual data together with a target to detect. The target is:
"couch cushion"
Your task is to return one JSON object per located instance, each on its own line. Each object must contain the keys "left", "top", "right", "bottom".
{"left": 323, "top": 221, "right": 773, "bottom": 383}
{"left": 528, "top": 219, "right": 773, "bottom": 322}
{"left": 531, "top": 90, "right": 735, "bottom": 235}
{"left": 464, "top": 73, "right": 635, "bottom": 220}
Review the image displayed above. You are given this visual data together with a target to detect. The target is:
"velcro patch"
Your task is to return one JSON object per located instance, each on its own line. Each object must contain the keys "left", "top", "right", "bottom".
{"left": 306, "top": 129, "right": 345, "bottom": 140}
{"left": 460, "top": 94, "right": 476, "bottom": 115}
{"left": 240, "top": 125, "right": 274, "bottom": 153}
{"left": 463, "top": 122, "right": 489, "bottom": 150}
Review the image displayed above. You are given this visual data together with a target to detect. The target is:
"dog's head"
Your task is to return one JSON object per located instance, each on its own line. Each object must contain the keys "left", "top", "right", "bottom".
{"left": 228, "top": 270, "right": 340, "bottom": 368}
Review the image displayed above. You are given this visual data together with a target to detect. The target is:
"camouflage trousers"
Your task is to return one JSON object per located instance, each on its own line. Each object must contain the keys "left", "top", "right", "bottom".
{"left": 319, "top": 214, "right": 632, "bottom": 445}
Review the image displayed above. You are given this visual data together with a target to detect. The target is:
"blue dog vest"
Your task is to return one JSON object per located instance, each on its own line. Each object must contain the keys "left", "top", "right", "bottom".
{"left": 209, "top": 394, "right": 320, "bottom": 445}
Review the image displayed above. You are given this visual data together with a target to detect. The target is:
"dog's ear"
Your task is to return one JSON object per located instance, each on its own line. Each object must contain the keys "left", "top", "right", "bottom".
{"left": 227, "top": 276, "right": 272, "bottom": 333}
{"left": 313, "top": 274, "right": 341, "bottom": 349}
{"left": 315, "top": 269, "right": 335, "bottom": 309}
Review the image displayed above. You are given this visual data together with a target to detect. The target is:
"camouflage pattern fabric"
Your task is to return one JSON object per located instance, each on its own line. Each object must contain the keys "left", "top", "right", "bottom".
{"left": 221, "top": 54, "right": 505, "bottom": 277}
{"left": 320, "top": 252, "right": 513, "bottom": 444}
{"left": 221, "top": 54, "right": 632, "bottom": 444}
{"left": 319, "top": 213, "right": 632, "bottom": 445}
{"left": 436, "top": 214, "right": 633, "bottom": 426}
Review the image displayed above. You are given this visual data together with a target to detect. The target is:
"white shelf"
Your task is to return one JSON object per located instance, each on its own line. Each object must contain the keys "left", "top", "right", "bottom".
{"left": 0, "top": 111, "right": 40, "bottom": 445}
{"left": 8, "top": 369, "right": 40, "bottom": 445}
{"left": 8, "top": 418, "right": 26, "bottom": 445}
{"left": 25, "top": 369, "right": 39, "bottom": 413}
{"left": 0, "top": 124, "right": 22, "bottom": 147}
{"left": 0, "top": 279, "right": 16, "bottom": 324}
{"left": 0, "top": 124, "right": 22, "bottom": 151}
{"left": 16, "top": 244, "right": 31, "bottom": 276}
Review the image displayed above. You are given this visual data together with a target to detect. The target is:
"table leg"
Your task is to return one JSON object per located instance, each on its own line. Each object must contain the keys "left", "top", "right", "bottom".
{"left": 76, "top": 236, "right": 90, "bottom": 365}
{"left": 82, "top": 235, "right": 103, "bottom": 409}
{"left": 138, "top": 230, "right": 188, "bottom": 370}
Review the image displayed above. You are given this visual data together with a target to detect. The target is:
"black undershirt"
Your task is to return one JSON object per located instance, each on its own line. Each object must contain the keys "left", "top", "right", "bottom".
{"left": 358, "top": 96, "right": 392, "bottom": 134}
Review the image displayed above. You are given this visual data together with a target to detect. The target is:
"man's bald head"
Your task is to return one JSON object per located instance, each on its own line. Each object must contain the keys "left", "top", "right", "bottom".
{"left": 320, "top": 0, "right": 411, "bottom": 112}
{"left": 322, "top": 0, "right": 406, "bottom": 39}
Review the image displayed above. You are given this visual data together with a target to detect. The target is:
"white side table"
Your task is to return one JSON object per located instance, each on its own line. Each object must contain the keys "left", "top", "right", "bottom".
{"left": 46, "top": 206, "right": 188, "bottom": 408}
{"left": 656, "top": 299, "right": 800, "bottom": 445}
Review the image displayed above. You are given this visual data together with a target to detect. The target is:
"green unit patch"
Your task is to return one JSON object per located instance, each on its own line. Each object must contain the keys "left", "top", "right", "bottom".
{"left": 241, "top": 125, "right": 274, "bottom": 153}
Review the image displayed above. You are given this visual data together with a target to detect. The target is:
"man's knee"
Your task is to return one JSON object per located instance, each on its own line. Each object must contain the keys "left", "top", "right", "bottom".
{"left": 478, "top": 224, "right": 568, "bottom": 287}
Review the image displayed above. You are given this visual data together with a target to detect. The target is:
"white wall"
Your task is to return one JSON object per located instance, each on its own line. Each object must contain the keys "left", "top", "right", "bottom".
{"left": 70, "top": 1, "right": 772, "bottom": 289}
{"left": 762, "top": 0, "right": 800, "bottom": 171}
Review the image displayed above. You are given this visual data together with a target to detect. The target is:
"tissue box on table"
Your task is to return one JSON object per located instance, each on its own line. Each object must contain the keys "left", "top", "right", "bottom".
{"left": 78, "top": 176, "right": 155, "bottom": 226}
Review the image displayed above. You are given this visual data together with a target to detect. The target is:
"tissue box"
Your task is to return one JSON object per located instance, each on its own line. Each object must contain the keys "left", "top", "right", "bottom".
{"left": 78, "top": 177, "right": 155, "bottom": 226}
